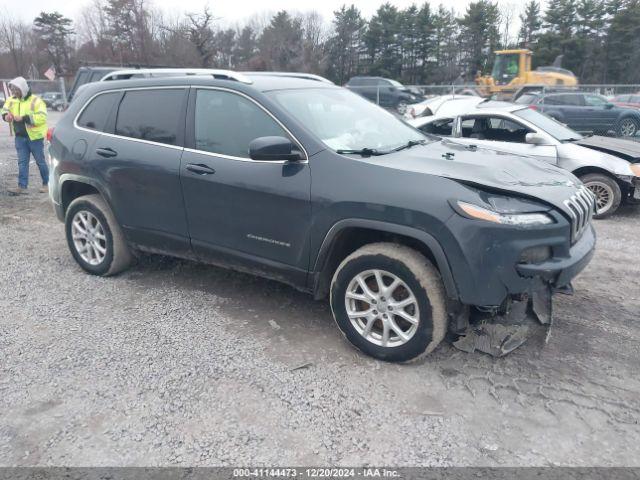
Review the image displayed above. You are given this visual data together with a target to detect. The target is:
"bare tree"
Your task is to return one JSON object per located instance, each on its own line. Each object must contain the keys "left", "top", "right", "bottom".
{"left": 185, "top": 6, "right": 217, "bottom": 67}
{"left": 299, "top": 11, "right": 327, "bottom": 73}
{"left": 0, "top": 10, "right": 32, "bottom": 75}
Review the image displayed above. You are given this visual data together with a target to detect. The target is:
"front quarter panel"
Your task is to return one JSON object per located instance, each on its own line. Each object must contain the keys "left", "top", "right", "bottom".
{"left": 556, "top": 142, "right": 634, "bottom": 178}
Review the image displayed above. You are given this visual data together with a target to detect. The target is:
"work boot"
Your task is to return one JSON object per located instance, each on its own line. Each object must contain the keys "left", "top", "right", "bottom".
{"left": 7, "top": 186, "right": 27, "bottom": 196}
{"left": 39, "top": 185, "right": 48, "bottom": 194}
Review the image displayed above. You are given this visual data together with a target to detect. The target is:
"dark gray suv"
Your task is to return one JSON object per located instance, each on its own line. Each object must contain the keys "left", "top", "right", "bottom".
{"left": 48, "top": 72, "right": 596, "bottom": 362}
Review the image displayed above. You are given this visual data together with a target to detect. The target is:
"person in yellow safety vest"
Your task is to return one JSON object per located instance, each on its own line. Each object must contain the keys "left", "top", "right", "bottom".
{"left": 1, "top": 76, "right": 49, "bottom": 195}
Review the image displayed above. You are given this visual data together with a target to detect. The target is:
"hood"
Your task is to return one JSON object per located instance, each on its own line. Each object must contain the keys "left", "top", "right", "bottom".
{"left": 9, "top": 76, "right": 29, "bottom": 98}
{"left": 573, "top": 135, "right": 640, "bottom": 162}
{"left": 557, "top": 142, "right": 635, "bottom": 177}
{"left": 373, "top": 139, "right": 582, "bottom": 215}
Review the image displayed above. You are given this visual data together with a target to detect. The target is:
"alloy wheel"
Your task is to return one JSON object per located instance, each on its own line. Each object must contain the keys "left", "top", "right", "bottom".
{"left": 619, "top": 119, "right": 637, "bottom": 137}
{"left": 585, "top": 181, "right": 615, "bottom": 215}
{"left": 344, "top": 269, "right": 419, "bottom": 347}
{"left": 397, "top": 102, "right": 408, "bottom": 114}
{"left": 71, "top": 210, "right": 107, "bottom": 265}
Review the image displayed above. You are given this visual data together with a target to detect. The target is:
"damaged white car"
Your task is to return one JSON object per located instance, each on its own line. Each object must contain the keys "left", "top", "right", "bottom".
{"left": 409, "top": 99, "right": 640, "bottom": 217}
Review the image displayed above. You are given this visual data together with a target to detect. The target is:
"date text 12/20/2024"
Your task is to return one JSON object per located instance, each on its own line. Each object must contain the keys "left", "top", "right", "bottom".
{"left": 233, "top": 468, "right": 401, "bottom": 478}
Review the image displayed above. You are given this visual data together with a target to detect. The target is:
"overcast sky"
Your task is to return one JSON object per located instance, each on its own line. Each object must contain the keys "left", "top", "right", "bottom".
{"left": 6, "top": 0, "right": 528, "bottom": 27}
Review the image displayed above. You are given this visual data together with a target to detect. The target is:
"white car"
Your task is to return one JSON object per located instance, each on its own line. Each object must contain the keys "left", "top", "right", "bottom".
{"left": 405, "top": 94, "right": 483, "bottom": 119}
{"left": 409, "top": 99, "right": 640, "bottom": 217}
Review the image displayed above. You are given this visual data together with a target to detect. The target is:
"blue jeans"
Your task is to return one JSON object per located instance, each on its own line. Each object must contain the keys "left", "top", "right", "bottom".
{"left": 15, "top": 136, "right": 49, "bottom": 189}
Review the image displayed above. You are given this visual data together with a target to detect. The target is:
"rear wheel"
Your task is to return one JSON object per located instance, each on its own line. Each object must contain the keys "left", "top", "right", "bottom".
{"left": 396, "top": 101, "right": 409, "bottom": 115}
{"left": 579, "top": 173, "right": 622, "bottom": 218}
{"left": 617, "top": 117, "right": 639, "bottom": 137}
{"left": 65, "top": 194, "right": 132, "bottom": 276}
{"left": 330, "top": 243, "right": 447, "bottom": 362}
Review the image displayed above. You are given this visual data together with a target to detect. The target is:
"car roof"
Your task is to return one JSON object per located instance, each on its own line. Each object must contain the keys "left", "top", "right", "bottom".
{"left": 410, "top": 98, "right": 530, "bottom": 126}
{"left": 73, "top": 74, "right": 338, "bottom": 101}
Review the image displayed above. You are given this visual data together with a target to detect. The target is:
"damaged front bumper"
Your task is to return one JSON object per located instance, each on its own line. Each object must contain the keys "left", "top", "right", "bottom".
{"left": 449, "top": 225, "right": 595, "bottom": 357}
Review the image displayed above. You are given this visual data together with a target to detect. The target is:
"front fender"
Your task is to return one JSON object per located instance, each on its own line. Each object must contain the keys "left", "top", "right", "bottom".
{"left": 312, "top": 218, "right": 459, "bottom": 301}
{"left": 557, "top": 143, "right": 634, "bottom": 178}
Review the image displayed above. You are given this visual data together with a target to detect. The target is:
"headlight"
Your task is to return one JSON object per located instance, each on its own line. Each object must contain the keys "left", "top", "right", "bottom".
{"left": 457, "top": 201, "right": 554, "bottom": 226}
{"left": 630, "top": 163, "right": 640, "bottom": 177}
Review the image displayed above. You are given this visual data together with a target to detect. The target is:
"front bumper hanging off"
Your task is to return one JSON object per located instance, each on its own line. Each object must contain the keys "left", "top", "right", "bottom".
{"left": 451, "top": 280, "right": 559, "bottom": 357}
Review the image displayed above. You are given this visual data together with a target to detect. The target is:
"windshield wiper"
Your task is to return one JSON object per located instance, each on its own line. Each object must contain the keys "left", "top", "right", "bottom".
{"left": 336, "top": 147, "right": 385, "bottom": 156}
{"left": 390, "top": 139, "right": 428, "bottom": 152}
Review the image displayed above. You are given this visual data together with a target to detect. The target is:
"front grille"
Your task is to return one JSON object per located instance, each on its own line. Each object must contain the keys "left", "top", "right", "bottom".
{"left": 563, "top": 186, "right": 596, "bottom": 243}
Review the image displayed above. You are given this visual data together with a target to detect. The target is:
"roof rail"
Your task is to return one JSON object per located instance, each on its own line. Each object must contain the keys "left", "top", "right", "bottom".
{"left": 243, "top": 71, "right": 334, "bottom": 84}
{"left": 100, "top": 68, "right": 253, "bottom": 84}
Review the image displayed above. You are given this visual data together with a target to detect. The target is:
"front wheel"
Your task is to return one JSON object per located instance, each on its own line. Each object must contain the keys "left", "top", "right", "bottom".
{"left": 330, "top": 243, "right": 447, "bottom": 362}
{"left": 579, "top": 173, "right": 622, "bottom": 218}
{"left": 65, "top": 194, "right": 132, "bottom": 276}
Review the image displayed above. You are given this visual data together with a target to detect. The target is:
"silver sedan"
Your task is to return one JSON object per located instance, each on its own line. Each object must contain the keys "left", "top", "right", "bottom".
{"left": 409, "top": 99, "right": 640, "bottom": 217}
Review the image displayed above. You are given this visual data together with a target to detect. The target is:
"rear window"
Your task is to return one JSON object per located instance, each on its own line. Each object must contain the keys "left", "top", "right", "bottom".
{"left": 76, "top": 92, "right": 120, "bottom": 131}
{"left": 115, "top": 89, "right": 184, "bottom": 145}
{"left": 515, "top": 93, "right": 538, "bottom": 104}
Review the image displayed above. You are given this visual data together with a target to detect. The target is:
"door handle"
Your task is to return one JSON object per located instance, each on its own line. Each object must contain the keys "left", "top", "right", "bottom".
{"left": 95, "top": 147, "right": 117, "bottom": 158}
{"left": 186, "top": 163, "right": 216, "bottom": 175}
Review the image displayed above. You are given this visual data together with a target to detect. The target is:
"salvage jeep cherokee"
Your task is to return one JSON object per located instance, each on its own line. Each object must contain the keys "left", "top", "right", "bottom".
{"left": 47, "top": 71, "right": 596, "bottom": 362}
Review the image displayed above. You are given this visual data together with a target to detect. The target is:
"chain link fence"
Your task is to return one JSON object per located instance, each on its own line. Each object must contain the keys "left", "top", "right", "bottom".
{"left": 1, "top": 78, "right": 68, "bottom": 112}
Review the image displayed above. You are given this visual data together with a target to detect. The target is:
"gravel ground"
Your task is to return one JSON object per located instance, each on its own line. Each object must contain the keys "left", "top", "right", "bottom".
{"left": 1, "top": 112, "right": 639, "bottom": 467}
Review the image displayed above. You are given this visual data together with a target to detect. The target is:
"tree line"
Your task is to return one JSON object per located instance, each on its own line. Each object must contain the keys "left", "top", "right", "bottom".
{"left": 1, "top": 0, "right": 640, "bottom": 86}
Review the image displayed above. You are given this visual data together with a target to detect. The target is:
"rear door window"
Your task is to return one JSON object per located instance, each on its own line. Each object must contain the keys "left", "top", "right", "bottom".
{"left": 77, "top": 92, "right": 120, "bottom": 131}
{"left": 584, "top": 94, "right": 608, "bottom": 106}
{"left": 115, "top": 89, "right": 185, "bottom": 145}
{"left": 543, "top": 94, "right": 584, "bottom": 106}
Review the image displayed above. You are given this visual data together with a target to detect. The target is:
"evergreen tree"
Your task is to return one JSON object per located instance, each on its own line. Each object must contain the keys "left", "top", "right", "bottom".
{"left": 33, "top": 11, "right": 75, "bottom": 74}
{"left": 258, "top": 11, "right": 304, "bottom": 71}
{"left": 458, "top": 1, "right": 501, "bottom": 77}
{"left": 363, "top": 3, "right": 400, "bottom": 77}
{"left": 518, "top": 1, "right": 542, "bottom": 47}
{"left": 415, "top": 3, "right": 435, "bottom": 83}
{"left": 606, "top": 0, "right": 640, "bottom": 82}
{"left": 431, "top": 5, "right": 459, "bottom": 83}
{"left": 325, "top": 5, "right": 365, "bottom": 84}
{"left": 234, "top": 26, "right": 257, "bottom": 69}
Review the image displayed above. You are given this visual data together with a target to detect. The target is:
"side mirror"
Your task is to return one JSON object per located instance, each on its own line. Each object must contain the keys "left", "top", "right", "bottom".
{"left": 249, "top": 136, "right": 302, "bottom": 161}
{"left": 605, "top": 103, "right": 615, "bottom": 109}
{"left": 525, "top": 132, "right": 551, "bottom": 146}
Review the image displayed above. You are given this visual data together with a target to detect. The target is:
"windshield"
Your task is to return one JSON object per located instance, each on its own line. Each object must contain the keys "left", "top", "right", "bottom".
{"left": 388, "top": 79, "right": 404, "bottom": 89}
{"left": 514, "top": 107, "right": 583, "bottom": 142}
{"left": 491, "top": 54, "right": 520, "bottom": 85}
{"left": 267, "top": 88, "right": 429, "bottom": 152}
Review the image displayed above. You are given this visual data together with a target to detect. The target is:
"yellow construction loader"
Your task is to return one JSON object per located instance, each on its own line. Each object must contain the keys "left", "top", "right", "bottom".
{"left": 475, "top": 49, "right": 578, "bottom": 98}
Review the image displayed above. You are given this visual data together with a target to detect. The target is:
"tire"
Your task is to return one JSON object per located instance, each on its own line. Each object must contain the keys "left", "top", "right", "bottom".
{"left": 396, "top": 101, "right": 409, "bottom": 115}
{"left": 65, "top": 194, "right": 132, "bottom": 276}
{"left": 330, "top": 243, "right": 447, "bottom": 362}
{"left": 616, "top": 117, "right": 639, "bottom": 137}
{"left": 579, "top": 173, "right": 622, "bottom": 218}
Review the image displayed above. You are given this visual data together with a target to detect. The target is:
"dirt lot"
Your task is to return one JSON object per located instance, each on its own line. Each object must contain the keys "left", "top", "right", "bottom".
{"left": 1, "top": 112, "right": 639, "bottom": 467}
